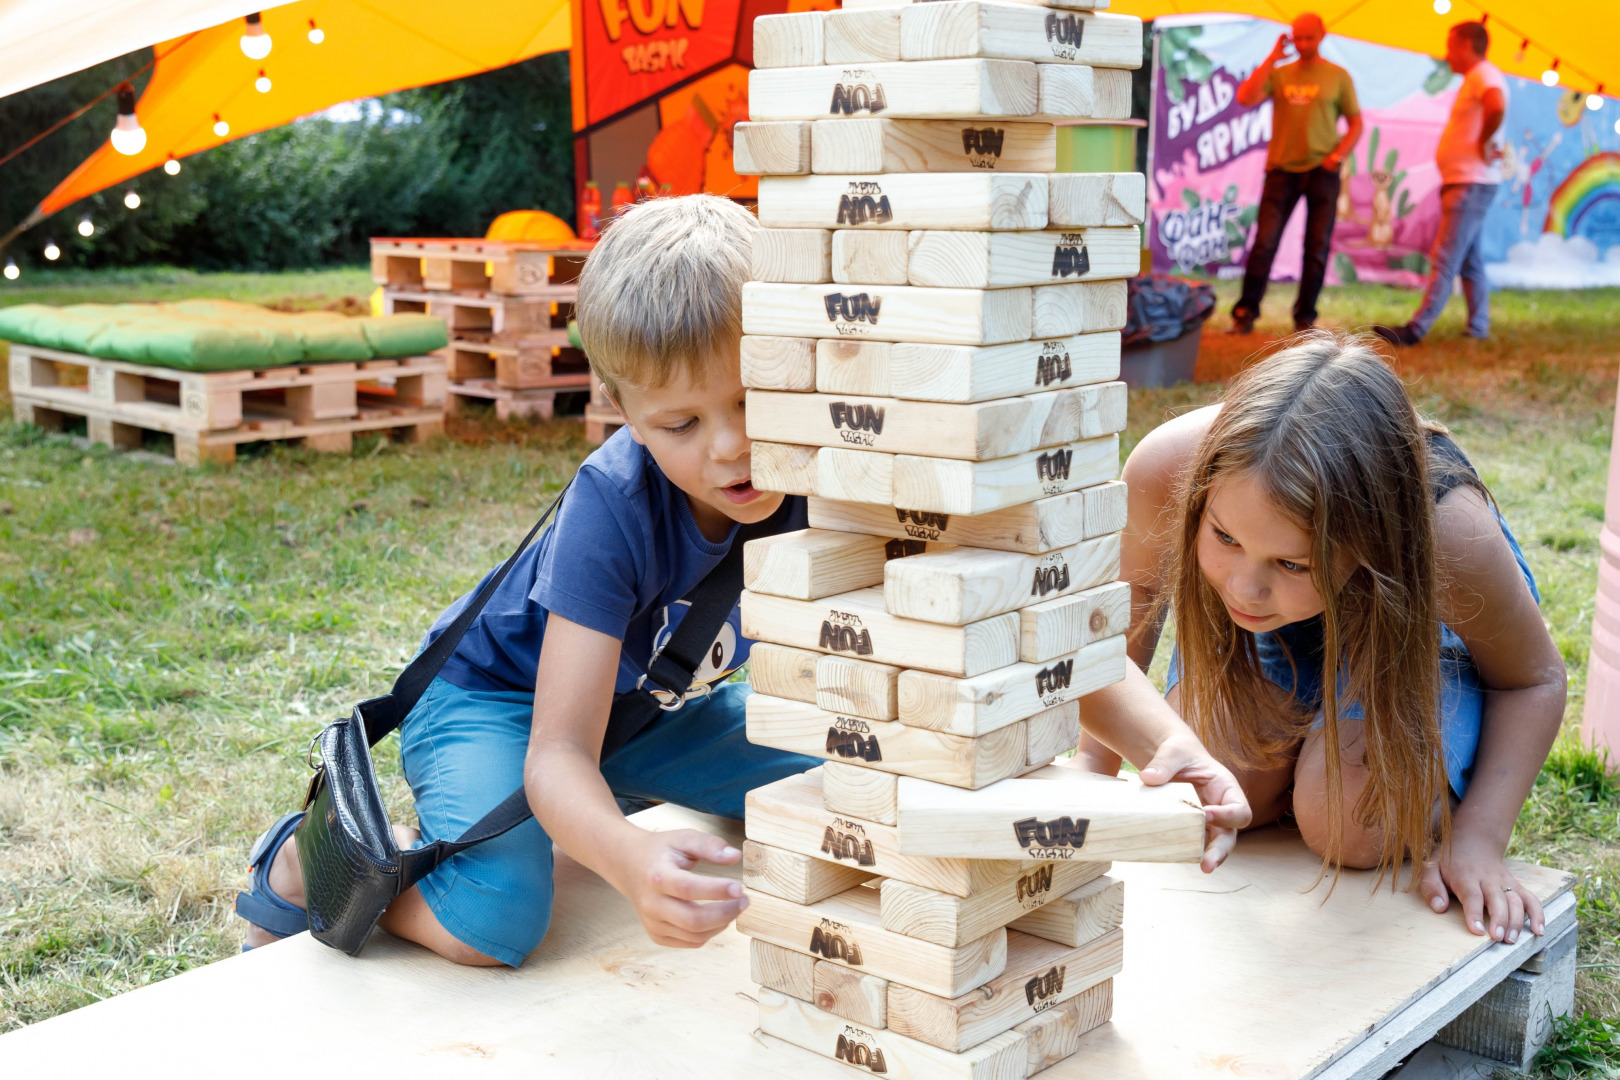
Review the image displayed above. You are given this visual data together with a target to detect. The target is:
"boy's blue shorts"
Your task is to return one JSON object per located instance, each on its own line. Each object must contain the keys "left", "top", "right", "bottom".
{"left": 1166, "top": 513, "right": 1539, "bottom": 801}
{"left": 397, "top": 678, "right": 818, "bottom": 967}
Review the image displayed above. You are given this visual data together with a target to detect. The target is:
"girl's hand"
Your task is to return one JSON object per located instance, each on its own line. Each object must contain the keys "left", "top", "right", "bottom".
{"left": 1420, "top": 830, "right": 1546, "bottom": 944}
{"left": 1140, "top": 734, "right": 1253, "bottom": 873}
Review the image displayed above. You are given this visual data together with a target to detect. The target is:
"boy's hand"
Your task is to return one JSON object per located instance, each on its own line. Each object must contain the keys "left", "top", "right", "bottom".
{"left": 1421, "top": 830, "right": 1545, "bottom": 944}
{"left": 1140, "top": 733, "right": 1252, "bottom": 873}
{"left": 618, "top": 829, "right": 749, "bottom": 948}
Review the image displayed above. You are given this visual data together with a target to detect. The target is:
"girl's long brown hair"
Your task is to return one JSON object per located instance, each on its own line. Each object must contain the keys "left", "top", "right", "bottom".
{"left": 1171, "top": 332, "right": 1453, "bottom": 886}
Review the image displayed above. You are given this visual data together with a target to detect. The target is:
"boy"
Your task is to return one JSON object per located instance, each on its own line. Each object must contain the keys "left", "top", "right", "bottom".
{"left": 237, "top": 195, "right": 819, "bottom": 964}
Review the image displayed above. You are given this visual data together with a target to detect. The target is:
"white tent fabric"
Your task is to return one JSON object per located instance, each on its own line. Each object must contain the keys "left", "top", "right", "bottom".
{"left": 0, "top": 0, "right": 298, "bottom": 99}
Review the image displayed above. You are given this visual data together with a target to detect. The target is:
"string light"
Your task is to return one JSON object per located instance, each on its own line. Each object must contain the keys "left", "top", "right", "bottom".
{"left": 1432, "top": 0, "right": 1451, "bottom": 13}
{"left": 1515, "top": 38, "right": 1528, "bottom": 63}
{"left": 213, "top": 114, "right": 230, "bottom": 137}
{"left": 1542, "top": 61, "right": 1560, "bottom": 87}
{"left": 164, "top": 157, "right": 181, "bottom": 175}
{"left": 3, "top": 260, "right": 18, "bottom": 281}
{"left": 123, "top": 190, "right": 141, "bottom": 210}
{"left": 307, "top": 19, "right": 324, "bottom": 44}
{"left": 255, "top": 71, "right": 272, "bottom": 93}
{"left": 77, "top": 216, "right": 94, "bottom": 237}
{"left": 1589, "top": 94, "right": 1605, "bottom": 111}
{"left": 109, "top": 83, "right": 146, "bottom": 156}
{"left": 43, "top": 240, "right": 60, "bottom": 261}
{"left": 240, "top": 12, "right": 272, "bottom": 59}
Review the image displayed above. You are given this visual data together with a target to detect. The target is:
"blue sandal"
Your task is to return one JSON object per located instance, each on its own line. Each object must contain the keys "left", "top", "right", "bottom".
{"left": 234, "top": 811, "right": 309, "bottom": 949}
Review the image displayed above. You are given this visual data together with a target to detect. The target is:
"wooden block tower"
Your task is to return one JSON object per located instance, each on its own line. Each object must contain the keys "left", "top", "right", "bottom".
{"left": 731, "top": 5, "right": 1205, "bottom": 1074}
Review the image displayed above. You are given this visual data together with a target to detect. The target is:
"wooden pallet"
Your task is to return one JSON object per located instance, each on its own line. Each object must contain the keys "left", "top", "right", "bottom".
{"left": 438, "top": 337, "right": 590, "bottom": 390}
{"left": 369, "top": 237, "right": 592, "bottom": 297}
{"left": 382, "top": 289, "right": 574, "bottom": 336}
{"left": 446, "top": 377, "right": 591, "bottom": 422}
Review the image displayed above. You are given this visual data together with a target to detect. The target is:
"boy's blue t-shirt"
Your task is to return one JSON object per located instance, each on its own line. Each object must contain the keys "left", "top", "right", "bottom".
{"left": 425, "top": 428, "right": 806, "bottom": 696}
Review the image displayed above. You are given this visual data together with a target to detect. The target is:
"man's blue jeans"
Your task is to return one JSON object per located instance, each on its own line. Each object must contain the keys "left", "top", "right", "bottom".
{"left": 1410, "top": 183, "right": 1498, "bottom": 339}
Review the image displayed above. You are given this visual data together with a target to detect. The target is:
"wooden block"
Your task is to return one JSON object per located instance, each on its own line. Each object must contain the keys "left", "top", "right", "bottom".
{"left": 1017, "top": 578, "right": 1129, "bottom": 663}
{"left": 746, "top": 386, "right": 1120, "bottom": 462}
{"left": 810, "top": 482, "right": 1125, "bottom": 556}
{"left": 749, "top": 59, "right": 1037, "bottom": 122}
{"left": 748, "top": 642, "right": 822, "bottom": 704}
{"left": 815, "top": 962, "right": 890, "bottom": 1028}
{"left": 740, "top": 587, "right": 1019, "bottom": 677}
{"left": 743, "top": 281, "right": 1032, "bottom": 347}
{"left": 832, "top": 229, "right": 909, "bottom": 285}
{"left": 895, "top": 774, "right": 1204, "bottom": 860}
{"left": 908, "top": 227, "right": 1140, "bottom": 288}
{"left": 741, "top": 336, "right": 817, "bottom": 391}
{"left": 898, "top": 635, "right": 1128, "bottom": 736}
{"left": 752, "top": 441, "right": 822, "bottom": 497}
{"left": 751, "top": 228, "right": 831, "bottom": 283}
{"left": 816, "top": 339, "right": 894, "bottom": 397}
{"left": 900, "top": 4, "right": 1143, "bottom": 69}
{"left": 822, "top": 760, "right": 899, "bottom": 825}
{"left": 759, "top": 173, "right": 1047, "bottom": 232}
{"left": 817, "top": 653, "right": 902, "bottom": 720}
{"left": 1024, "top": 700, "right": 1080, "bottom": 765}
{"left": 1007, "top": 875, "right": 1124, "bottom": 948}
{"left": 744, "top": 528, "right": 897, "bottom": 600}
{"left": 733, "top": 121, "right": 812, "bottom": 175}
{"left": 752, "top": 442, "right": 897, "bottom": 504}
{"left": 745, "top": 839, "right": 878, "bottom": 904}
{"left": 1031, "top": 280, "right": 1129, "bottom": 337}
{"left": 746, "top": 769, "right": 1040, "bottom": 897}
{"left": 1015, "top": 980, "right": 1113, "bottom": 1075}
{"left": 738, "top": 886, "right": 1007, "bottom": 998}
{"left": 1033, "top": 64, "right": 1134, "bottom": 122}
{"left": 754, "top": 11, "right": 825, "bottom": 67}
{"left": 887, "top": 929, "right": 1122, "bottom": 1052}
{"left": 892, "top": 434, "right": 1119, "bottom": 515}
{"left": 746, "top": 694, "right": 1028, "bottom": 789}
{"left": 824, "top": 8, "right": 902, "bottom": 63}
{"left": 758, "top": 988, "right": 1027, "bottom": 1080}
{"left": 880, "top": 858, "right": 1108, "bottom": 948}
{"left": 1048, "top": 173, "right": 1146, "bottom": 227}
{"left": 811, "top": 118, "right": 1058, "bottom": 174}
{"left": 753, "top": 937, "right": 818, "bottom": 1002}
{"left": 883, "top": 533, "right": 1120, "bottom": 624}
{"left": 879, "top": 334, "right": 1121, "bottom": 404}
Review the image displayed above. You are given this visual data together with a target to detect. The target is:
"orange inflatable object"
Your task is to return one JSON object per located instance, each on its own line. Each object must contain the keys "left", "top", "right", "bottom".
{"left": 485, "top": 210, "right": 576, "bottom": 242}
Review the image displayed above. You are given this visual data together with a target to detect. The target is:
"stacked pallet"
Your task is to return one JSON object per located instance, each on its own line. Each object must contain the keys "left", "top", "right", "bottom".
{"left": 371, "top": 238, "right": 594, "bottom": 420}
{"left": 728, "top": 5, "right": 1199, "bottom": 1074}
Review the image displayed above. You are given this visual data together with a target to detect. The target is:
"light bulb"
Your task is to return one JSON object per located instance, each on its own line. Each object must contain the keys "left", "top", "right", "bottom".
{"left": 110, "top": 85, "right": 146, "bottom": 156}
{"left": 255, "top": 73, "right": 272, "bottom": 93}
{"left": 1542, "top": 69, "right": 1560, "bottom": 87}
{"left": 214, "top": 117, "right": 230, "bottom": 137}
{"left": 124, "top": 190, "right": 141, "bottom": 210}
{"left": 3, "top": 260, "right": 18, "bottom": 281}
{"left": 43, "top": 241, "right": 60, "bottom": 261}
{"left": 1432, "top": 0, "right": 1450, "bottom": 13}
{"left": 307, "top": 20, "right": 324, "bottom": 44}
{"left": 1588, "top": 94, "right": 1604, "bottom": 111}
{"left": 77, "top": 217, "right": 94, "bottom": 237}
{"left": 240, "top": 13, "right": 272, "bottom": 59}
{"left": 1614, "top": 117, "right": 1620, "bottom": 135}
{"left": 164, "top": 158, "right": 181, "bottom": 175}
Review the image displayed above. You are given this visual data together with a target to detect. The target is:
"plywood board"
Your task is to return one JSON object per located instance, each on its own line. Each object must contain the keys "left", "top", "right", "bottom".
{"left": 812, "top": 118, "right": 1057, "bottom": 175}
{"left": 880, "top": 858, "right": 1108, "bottom": 948}
{"left": 1007, "top": 874, "right": 1124, "bottom": 948}
{"left": 746, "top": 839, "right": 878, "bottom": 905}
{"left": 882, "top": 533, "right": 1120, "bottom": 624}
{"left": 758, "top": 173, "right": 1048, "bottom": 231}
{"left": 735, "top": 121, "right": 813, "bottom": 175}
{"left": 832, "top": 228, "right": 910, "bottom": 285}
{"left": 749, "top": 59, "right": 1037, "bottom": 121}
{"left": 742, "top": 335, "right": 818, "bottom": 392}
{"left": 817, "top": 653, "right": 902, "bottom": 720}
{"left": 908, "top": 228, "right": 1141, "bottom": 289}
{"left": 808, "top": 483, "right": 1126, "bottom": 555}
{"left": 898, "top": 634, "right": 1129, "bottom": 735}
{"left": 742, "top": 281, "right": 1034, "bottom": 346}
{"left": 744, "top": 528, "right": 899, "bottom": 600}
{"left": 1030, "top": 280, "right": 1129, "bottom": 337}
{"left": 824, "top": 8, "right": 902, "bottom": 63}
{"left": 891, "top": 434, "right": 1119, "bottom": 515}
{"left": 899, "top": 4, "right": 1143, "bottom": 69}
{"left": 752, "top": 228, "right": 832, "bottom": 283}
{"left": 1047, "top": 173, "right": 1146, "bottom": 227}
{"left": 755, "top": 11, "right": 826, "bottom": 67}
{"left": 1018, "top": 579, "right": 1131, "bottom": 663}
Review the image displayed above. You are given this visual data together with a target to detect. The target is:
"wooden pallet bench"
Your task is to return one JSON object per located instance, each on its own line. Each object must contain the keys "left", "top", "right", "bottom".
{"left": 369, "top": 237, "right": 592, "bottom": 297}
{"left": 382, "top": 289, "right": 575, "bottom": 336}
{"left": 445, "top": 377, "right": 592, "bottom": 422}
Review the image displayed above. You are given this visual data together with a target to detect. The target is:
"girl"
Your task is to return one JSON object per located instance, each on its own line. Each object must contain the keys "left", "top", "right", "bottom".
{"left": 1080, "top": 332, "right": 1565, "bottom": 945}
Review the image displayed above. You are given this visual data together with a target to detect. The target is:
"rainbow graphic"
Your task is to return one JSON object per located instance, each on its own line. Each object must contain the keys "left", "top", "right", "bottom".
{"left": 1543, "top": 151, "right": 1620, "bottom": 244}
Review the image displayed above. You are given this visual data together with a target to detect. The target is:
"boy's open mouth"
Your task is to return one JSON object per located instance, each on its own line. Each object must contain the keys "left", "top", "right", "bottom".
{"left": 721, "top": 478, "right": 760, "bottom": 504}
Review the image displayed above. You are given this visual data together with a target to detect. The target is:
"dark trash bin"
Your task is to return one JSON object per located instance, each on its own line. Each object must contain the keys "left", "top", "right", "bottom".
{"left": 1120, "top": 274, "right": 1216, "bottom": 388}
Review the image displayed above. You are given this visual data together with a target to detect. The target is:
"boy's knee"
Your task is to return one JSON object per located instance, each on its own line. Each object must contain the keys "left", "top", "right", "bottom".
{"left": 430, "top": 937, "right": 506, "bottom": 968}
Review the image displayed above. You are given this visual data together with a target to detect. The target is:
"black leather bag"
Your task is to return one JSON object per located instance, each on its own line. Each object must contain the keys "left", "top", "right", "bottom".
{"left": 295, "top": 484, "right": 767, "bottom": 956}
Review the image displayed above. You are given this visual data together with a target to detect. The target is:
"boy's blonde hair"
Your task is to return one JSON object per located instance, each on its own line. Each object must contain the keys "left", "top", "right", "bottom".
{"left": 574, "top": 194, "right": 758, "bottom": 403}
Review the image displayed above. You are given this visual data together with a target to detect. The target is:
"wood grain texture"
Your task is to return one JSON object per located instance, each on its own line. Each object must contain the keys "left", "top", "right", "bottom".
{"left": 754, "top": 11, "right": 825, "bottom": 67}
{"left": 822, "top": 760, "right": 900, "bottom": 825}
{"left": 758, "top": 173, "right": 1048, "bottom": 232}
{"left": 809, "top": 482, "right": 1125, "bottom": 555}
{"left": 752, "top": 443, "right": 898, "bottom": 504}
{"left": 833, "top": 228, "right": 910, "bottom": 285}
{"left": 751, "top": 228, "right": 832, "bottom": 283}
{"left": 1015, "top": 980, "right": 1113, "bottom": 1075}
{"left": 740, "top": 587, "right": 1021, "bottom": 677}
{"left": 885, "top": 334, "right": 1121, "bottom": 404}
{"left": 758, "top": 987, "right": 1028, "bottom": 1079}
{"left": 1024, "top": 700, "right": 1080, "bottom": 765}
{"left": 749, "top": 642, "right": 822, "bottom": 704}
{"left": 817, "top": 653, "right": 902, "bottom": 720}
{"left": 879, "top": 858, "right": 1108, "bottom": 948}
{"left": 746, "top": 693, "right": 1028, "bottom": 789}
{"left": 1031, "top": 280, "right": 1129, "bottom": 337}
{"left": 748, "top": 59, "right": 1038, "bottom": 121}
{"left": 752, "top": 440, "right": 823, "bottom": 497}
{"left": 907, "top": 227, "right": 1141, "bottom": 288}
{"left": 882, "top": 533, "right": 1120, "bottom": 624}
{"left": 741, "top": 335, "right": 817, "bottom": 391}
{"left": 738, "top": 885, "right": 1008, "bottom": 998}
{"left": 1018, "top": 579, "right": 1132, "bottom": 663}
{"left": 744, "top": 528, "right": 898, "bottom": 600}
{"left": 1030, "top": 64, "right": 1134, "bottom": 122}
{"left": 891, "top": 434, "right": 1119, "bottom": 516}
{"left": 754, "top": 937, "right": 818, "bottom": 1001}
{"left": 824, "top": 8, "right": 902, "bottom": 63}
{"left": 734, "top": 121, "right": 813, "bottom": 175}
{"left": 815, "top": 962, "right": 890, "bottom": 1028}
{"left": 898, "top": 634, "right": 1128, "bottom": 735}
{"left": 812, "top": 118, "right": 1057, "bottom": 175}
{"left": 746, "top": 840, "right": 878, "bottom": 905}
{"left": 1047, "top": 173, "right": 1146, "bottom": 227}
{"left": 900, "top": 4, "right": 1142, "bottom": 68}
{"left": 895, "top": 775, "right": 1205, "bottom": 861}
{"left": 1007, "top": 875, "right": 1124, "bottom": 948}
{"left": 742, "top": 281, "right": 1034, "bottom": 346}
{"left": 887, "top": 929, "right": 1123, "bottom": 1052}
{"left": 816, "top": 339, "right": 894, "bottom": 397}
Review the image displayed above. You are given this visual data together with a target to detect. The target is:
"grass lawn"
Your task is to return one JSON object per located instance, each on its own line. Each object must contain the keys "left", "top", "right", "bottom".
{"left": 0, "top": 269, "right": 1616, "bottom": 1072}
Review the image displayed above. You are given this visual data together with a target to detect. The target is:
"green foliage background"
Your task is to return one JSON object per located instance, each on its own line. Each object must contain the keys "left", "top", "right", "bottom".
{"left": 0, "top": 51, "right": 575, "bottom": 272}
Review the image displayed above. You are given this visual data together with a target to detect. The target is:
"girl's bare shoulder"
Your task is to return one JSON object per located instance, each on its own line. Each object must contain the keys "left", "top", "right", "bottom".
{"left": 1123, "top": 403, "right": 1219, "bottom": 497}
